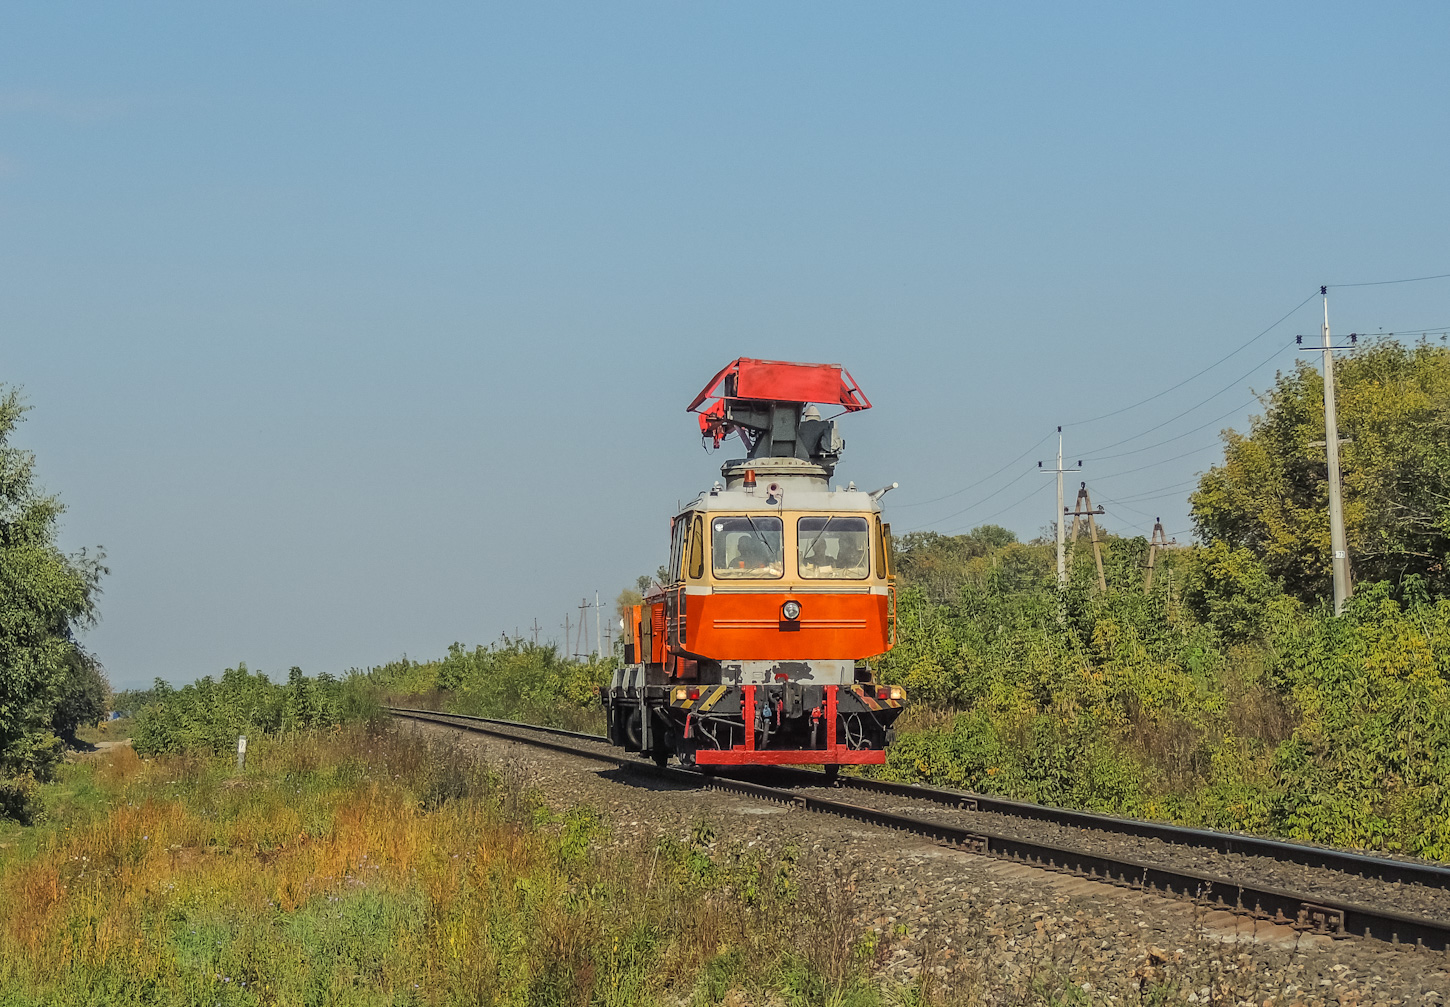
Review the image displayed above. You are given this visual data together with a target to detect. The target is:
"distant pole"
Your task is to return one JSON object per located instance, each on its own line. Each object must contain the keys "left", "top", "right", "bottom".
{"left": 1144, "top": 519, "right": 1176, "bottom": 593}
{"left": 1038, "top": 427, "right": 1078, "bottom": 588}
{"left": 1066, "top": 482, "right": 1108, "bottom": 593}
{"left": 1321, "top": 286, "right": 1352, "bottom": 615}
{"left": 563, "top": 613, "right": 571, "bottom": 655}
{"left": 594, "top": 591, "right": 602, "bottom": 661}
{"left": 531, "top": 618, "right": 542, "bottom": 646}
{"left": 1055, "top": 429, "right": 1065, "bottom": 586}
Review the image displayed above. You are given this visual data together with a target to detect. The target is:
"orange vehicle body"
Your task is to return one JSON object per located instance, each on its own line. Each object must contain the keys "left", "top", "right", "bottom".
{"left": 601, "top": 358, "right": 905, "bottom": 769}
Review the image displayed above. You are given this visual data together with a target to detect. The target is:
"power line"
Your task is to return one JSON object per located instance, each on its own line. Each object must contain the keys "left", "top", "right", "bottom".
{"left": 1298, "top": 322, "right": 1450, "bottom": 337}
{"left": 892, "top": 430, "right": 1054, "bottom": 509}
{"left": 1082, "top": 396, "right": 1257, "bottom": 462}
{"left": 1110, "top": 477, "right": 1199, "bottom": 502}
{"left": 1065, "top": 291, "right": 1317, "bottom": 427}
{"left": 1096, "top": 494, "right": 1159, "bottom": 523}
{"left": 1112, "top": 484, "right": 1200, "bottom": 506}
{"left": 1095, "top": 441, "right": 1220, "bottom": 482}
{"left": 939, "top": 479, "right": 1051, "bottom": 536}
{"left": 1329, "top": 271, "right": 1450, "bottom": 288}
{"left": 901, "top": 467, "right": 1035, "bottom": 532}
{"left": 1077, "top": 340, "right": 1295, "bottom": 457}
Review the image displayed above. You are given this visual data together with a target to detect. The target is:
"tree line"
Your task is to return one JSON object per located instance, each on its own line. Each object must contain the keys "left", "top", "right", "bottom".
{"left": 876, "top": 337, "right": 1450, "bottom": 856}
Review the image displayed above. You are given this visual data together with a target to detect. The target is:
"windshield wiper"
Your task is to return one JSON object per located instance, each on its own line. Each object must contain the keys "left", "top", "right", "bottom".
{"left": 742, "top": 515, "right": 776, "bottom": 558}
{"left": 802, "top": 516, "right": 835, "bottom": 561}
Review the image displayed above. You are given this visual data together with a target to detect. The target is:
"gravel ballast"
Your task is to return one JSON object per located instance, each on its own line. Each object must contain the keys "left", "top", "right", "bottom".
{"left": 399, "top": 715, "right": 1450, "bottom": 1004}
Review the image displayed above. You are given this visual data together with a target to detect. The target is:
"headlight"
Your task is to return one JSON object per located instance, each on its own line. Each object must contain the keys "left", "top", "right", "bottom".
{"left": 781, "top": 600, "right": 802, "bottom": 621}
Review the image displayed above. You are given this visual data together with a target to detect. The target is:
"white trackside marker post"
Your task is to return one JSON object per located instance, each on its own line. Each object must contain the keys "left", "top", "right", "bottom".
{"left": 237, "top": 735, "right": 247, "bottom": 772}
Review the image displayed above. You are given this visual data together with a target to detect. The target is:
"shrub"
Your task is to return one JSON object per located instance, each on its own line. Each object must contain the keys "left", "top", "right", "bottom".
{"left": 131, "top": 665, "right": 350, "bottom": 757}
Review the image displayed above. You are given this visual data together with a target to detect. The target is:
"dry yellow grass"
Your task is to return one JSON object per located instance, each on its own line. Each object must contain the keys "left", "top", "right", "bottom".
{"left": 0, "top": 723, "right": 946, "bottom": 1006}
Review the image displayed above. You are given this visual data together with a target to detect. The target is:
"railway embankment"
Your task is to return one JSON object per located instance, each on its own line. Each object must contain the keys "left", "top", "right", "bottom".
{"left": 404, "top": 712, "right": 1450, "bottom": 1005}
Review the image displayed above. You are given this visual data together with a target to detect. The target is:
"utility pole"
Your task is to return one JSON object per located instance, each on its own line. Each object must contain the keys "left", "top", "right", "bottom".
{"left": 594, "top": 590, "right": 602, "bottom": 661}
{"left": 1143, "top": 519, "right": 1176, "bottom": 593}
{"left": 1038, "top": 427, "right": 1082, "bottom": 588}
{"left": 530, "top": 618, "right": 541, "bottom": 646}
{"left": 1320, "top": 286, "right": 1352, "bottom": 615}
{"left": 1056, "top": 430, "right": 1065, "bottom": 586}
{"left": 1066, "top": 482, "right": 1108, "bottom": 592}
{"left": 562, "top": 613, "right": 571, "bottom": 655}
{"left": 577, "top": 598, "right": 590, "bottom": 658}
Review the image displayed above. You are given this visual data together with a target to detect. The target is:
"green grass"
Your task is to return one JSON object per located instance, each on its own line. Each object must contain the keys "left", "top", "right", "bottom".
{"left": 0, "top": 724, "right": 999, "bottom": 1006}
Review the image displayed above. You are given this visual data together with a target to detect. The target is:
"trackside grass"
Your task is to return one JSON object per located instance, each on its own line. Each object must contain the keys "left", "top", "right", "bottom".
{"left": 0, "top": 724, "right": 971, "bottom": 1006}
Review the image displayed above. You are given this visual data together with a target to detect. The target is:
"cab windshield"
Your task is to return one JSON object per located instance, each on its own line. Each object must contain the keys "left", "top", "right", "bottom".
{"left": 797, "top": 516, "right": 870, "bottom": 579}
{"left": 711, "top": 516, "right": 784, "bottom": 579}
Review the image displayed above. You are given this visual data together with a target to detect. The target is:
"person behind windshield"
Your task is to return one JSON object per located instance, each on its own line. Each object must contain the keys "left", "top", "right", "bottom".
{"left": 835, "top": 535, "right": 866, "bottom": 573}
{"left": 801, "top": 538, "right": 830, "bottom": 574}
{"left": 736, "top": 534, "right": 768, "bottom": 570}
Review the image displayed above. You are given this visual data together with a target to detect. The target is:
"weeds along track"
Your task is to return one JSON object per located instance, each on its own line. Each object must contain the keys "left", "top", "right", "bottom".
{"left": 386, "top": 707, "right": 1450, "bottom": 951}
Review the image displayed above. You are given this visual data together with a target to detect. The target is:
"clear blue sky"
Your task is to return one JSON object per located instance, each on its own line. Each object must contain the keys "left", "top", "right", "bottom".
{"left": 3, "top": 3, "right": 1446, "bottom": 689}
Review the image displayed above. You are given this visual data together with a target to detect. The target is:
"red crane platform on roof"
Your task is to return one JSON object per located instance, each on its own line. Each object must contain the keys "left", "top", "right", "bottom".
{"left": 687, "top": 358, "right": 870, "bottom": 449}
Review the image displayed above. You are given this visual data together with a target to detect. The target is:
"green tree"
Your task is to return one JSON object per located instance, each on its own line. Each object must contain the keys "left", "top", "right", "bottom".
{"left": 50, "top": 648, "right": 110, "bottom": 744}
{"left": 1181, "top": 541, "right": 1295, "bottom": 642}
{"left": 0, "top": 388, "right": 107, "bottom": 779}
{"left": 892, "top": 525, "right": 1021, "bottom": 603}
{"left": 1191, "top": 339, "right": 1450, "bottom": 603}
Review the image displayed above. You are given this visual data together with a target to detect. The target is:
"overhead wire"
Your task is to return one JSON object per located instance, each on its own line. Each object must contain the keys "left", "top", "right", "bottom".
{"left": 1063, "top": 290, "right": 1318, "bottom": 427}
{"left": 905, "top": 272, "right": 1447, "bottom": 536}
{"left": 1095, "top": 441, "right": 1221, "bottom": 482}
{"left": 1076, "top": 340, "right": 1296, "bottom": 457}
{"left": 892, "top": 430, "right": 1054, "bottom": 509}
{"left": 1112, "top": 485, "right": 1201, "bottom": 506}
{"left": 1329, "top": 271, "right": 1450, "bottom": 288}
{"left": 939, "top": 479, "right": 1051, "bottom": 536}
{"left": 1096, "top": 494, "right": 1160, "bottom": 523}
{"left": 900, "top": 467, "right": 1035, "bottom": 532}
{"left": 1081, "top": 396, "right": 1256, "bottom": 462}
{"left": 1110, "top": 477, "right": 1199, "bottom": 503}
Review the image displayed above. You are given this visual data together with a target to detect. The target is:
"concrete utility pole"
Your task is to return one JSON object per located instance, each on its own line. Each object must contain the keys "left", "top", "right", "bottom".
{"left": 594, "top": 591, "right": 602, "bottom": 661}
{"left": 1056, "top": 430, "right": 1065, "bottom": 585}
{"left": 1066, "top": 482, "right": 1108, "bottom": 593}
{"left": 1320, "top": 286, "right": 1352, "bottom": 615}
{"left": 1144, "top": 519, "right": 1177, "bottom": 593}
{"left": 1038, "top": 427, "right": 1081, "bottom": 588}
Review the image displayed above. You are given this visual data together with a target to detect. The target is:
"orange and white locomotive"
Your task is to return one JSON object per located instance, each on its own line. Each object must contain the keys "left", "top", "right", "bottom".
{"left": 604, "top": 358, "right": 905, "bottom": 774}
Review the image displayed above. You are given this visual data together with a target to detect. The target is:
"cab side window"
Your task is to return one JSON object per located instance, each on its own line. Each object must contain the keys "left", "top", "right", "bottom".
{"left": 667, "top": 516, "right": 686, "bottom": 582}
{"left": 687, "top": 515, "right": 705, "bottom": 579}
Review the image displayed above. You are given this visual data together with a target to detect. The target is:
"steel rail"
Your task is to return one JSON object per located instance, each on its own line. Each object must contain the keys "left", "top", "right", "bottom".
{"left": 388, "top": 707, "right": 1450, "bottom": 893}
{"left": 785, "top": 770, "right": 1450, "bottom": 892}
{"left": 388, "top": 707, "right": 1450, "bottom": 950}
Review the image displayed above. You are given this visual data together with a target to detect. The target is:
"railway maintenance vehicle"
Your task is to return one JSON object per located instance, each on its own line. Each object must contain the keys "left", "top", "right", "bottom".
{"left": 602, "top": 358, "right": 904, "bottom": 776}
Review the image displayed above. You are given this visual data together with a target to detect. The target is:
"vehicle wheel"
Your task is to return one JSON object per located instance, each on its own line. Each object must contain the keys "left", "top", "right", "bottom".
{"left": 652, "top": 746, "right": 669, "bottom": 768}
{"left": 824, "top": 764, "right": 840, "bottom": 785}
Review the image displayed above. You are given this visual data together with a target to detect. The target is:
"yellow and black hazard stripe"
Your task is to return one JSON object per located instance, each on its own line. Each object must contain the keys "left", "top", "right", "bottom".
{"left": 850, "top": 685, "right": 902, "bottom": 710}
{"left": 673, "top": 685, "right": 729, "bottom": 711}
{"left": 696, "top": 685, "right": 729, "bottom": 713}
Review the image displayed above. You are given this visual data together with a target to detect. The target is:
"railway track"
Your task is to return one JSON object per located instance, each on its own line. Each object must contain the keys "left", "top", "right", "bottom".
{"left": 387, "top": 706, "right": 1450, "bottom": 951}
